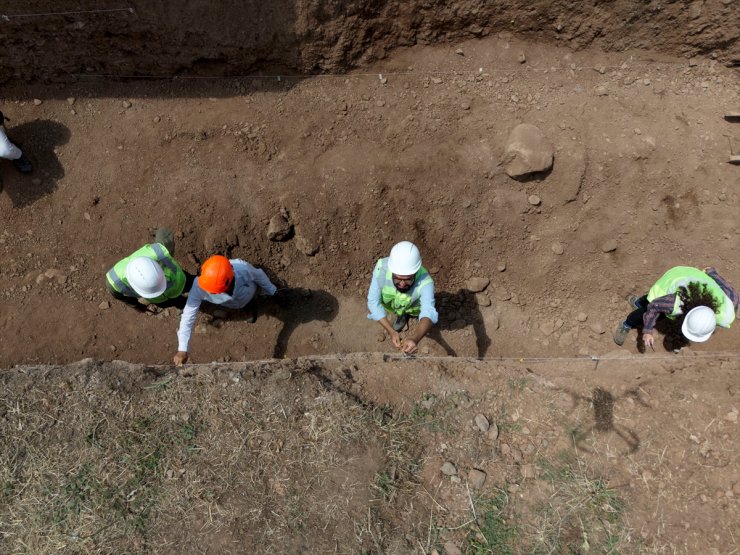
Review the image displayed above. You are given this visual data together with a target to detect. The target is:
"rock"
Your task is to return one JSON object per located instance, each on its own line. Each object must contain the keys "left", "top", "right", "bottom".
{"left": 576, "top": 312, "right": 588, "bottom": 322}
{"left": 267, "top": 214, "right": 293, "bottom": 241}
{"left": 590, "top": 322, "right": 605, "bottom": 335}
{"left": 443, "top": 542, "right": 462, "bottom": 555}
{"left": 503, "top": 124, "right": 554, "bottom": 178}
{"left": 466, "top": 277, "right": 490, "bottom": 293}
{"left": 431, "top": 77, "right": 443, "bottom": 84}
{"left": 33, "top": 98, "right": 42, "bottom": 106}
{"left": 66, "top": 97, "right": 75, "bottom": 105}
{"left": 475, "top": 293, "right": 491, "bottom": 307}
{"left": 551, "top": 242, "right": 564, "bottom": 255}
{"left": 474, "top": 414, "right": 490, "bottom": 432}
{"left": 153, "top": 115, "right": 161, "bottom": 123}
{"left": 596, "top": 86, "right": 609, "bottom": 96}
{"left": 375, "top": 100, "right": 385, "bottom": 107}
{"left": 540, "top": 321, "right": 555, "bottom": 336}
{"left": 528, "top": 194, "right": 541, "bottom": 206}
{"left": 455, "top": 48, "right": 465, "bottom": 56}
{"left": 495, "top": 288, "right": 511, "bottom": 301}
{"left": 440, "top": 462, "right": 457, "bottom": 476}
{"left": 517, "top": 52, "right": 526, "bottom": 64}
{"left": 521, "top": 464, "right": 536, "bottom": 479}
{"left": 497, "top": 262, "right": 506, "bottom": 272}
{"left": 98, "top": 301, "right": 110, "bottom": 310}
{"left": 601, "top": 240, "right": 618, "bottom": 253}
{"left": 122, "top": 100, "right": 132, "bottom": 108}
{"left": 724, "top": 408, "right": 738, "bottom": 423}
{"left": 294, "top": 228, "right": 320, "bottom": 256}
{"left": 499, "top": 443, "right": 511, "bottom": 456}
{"left": 488, "top": 422, "right": 499, "bottom": 441}
{"left": 461, "top": 101, "right": 471, "bottom": 110}
{"left": 468, "top": 468, "right": 487, "bottom": 489}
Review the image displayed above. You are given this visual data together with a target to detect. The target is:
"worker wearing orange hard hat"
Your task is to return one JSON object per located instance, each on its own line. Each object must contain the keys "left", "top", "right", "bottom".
{"left": 173, "top": 255, "right": 278, "bottom": 365}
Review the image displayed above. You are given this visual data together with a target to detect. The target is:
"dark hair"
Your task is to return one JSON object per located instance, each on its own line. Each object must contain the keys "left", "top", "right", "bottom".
{"left": 677, "top": 281, "right": 719, "bottom": 315}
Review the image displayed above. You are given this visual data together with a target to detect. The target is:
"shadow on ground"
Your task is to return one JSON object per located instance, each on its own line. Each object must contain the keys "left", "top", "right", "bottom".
{"left": 0, "top": 119, "right": 70, "bottom": 207}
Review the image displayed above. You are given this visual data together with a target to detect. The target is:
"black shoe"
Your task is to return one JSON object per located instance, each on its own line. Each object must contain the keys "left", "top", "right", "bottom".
{"left": 13, "top": 154, "right": 33, "bottom": 174}
{"left": 392, "top": 314, "right": 408, "bottom": 332}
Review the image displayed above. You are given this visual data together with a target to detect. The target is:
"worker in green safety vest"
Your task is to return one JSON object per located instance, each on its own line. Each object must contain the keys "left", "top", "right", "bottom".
{"left": 614, "top": 266, "right": 738, "bottom": 348}
{"left": 105, "top": 228, "right": 195, "bottom": 310}
{"left": 367, "top": 241, "right": 438, "bottom": 354}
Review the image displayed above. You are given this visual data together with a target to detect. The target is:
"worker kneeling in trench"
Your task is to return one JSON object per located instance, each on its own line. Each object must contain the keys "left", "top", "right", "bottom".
{"left": 367, "top": 241, "right": 438, "bottom": 355}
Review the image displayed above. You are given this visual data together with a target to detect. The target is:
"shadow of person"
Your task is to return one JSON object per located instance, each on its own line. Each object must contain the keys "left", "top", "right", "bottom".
{"left": 653, "top": 317, "right": 689, "bottom": 352}
{"left": 0, "top": 119, "right": 70, "bottom": 207}
{"left": 261, "top": 288, "right": 339, "bottom": 358}
{"left": 426, "top": 289, "right": 492, "bottom": 358}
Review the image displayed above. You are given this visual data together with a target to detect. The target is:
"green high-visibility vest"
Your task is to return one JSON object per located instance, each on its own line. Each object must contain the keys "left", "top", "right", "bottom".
{"left": 647, "top": 266, "right": 735, "bottom": 327}
{"left": 106, "top": 243, "right": 186, "bottom": 303}
{"left": 374, "top": 258, "right": 433, "bottom": 317}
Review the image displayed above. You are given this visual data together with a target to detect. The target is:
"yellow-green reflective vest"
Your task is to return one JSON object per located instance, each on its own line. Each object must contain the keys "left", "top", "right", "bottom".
{"left": 106, "top": 243, "right": 186, "bottom": 303}
{"left": 647, "top": 266, "right": 735, "bottom": 327}
{"left": 374, "top": 258, "right": 433, "bottom": 316}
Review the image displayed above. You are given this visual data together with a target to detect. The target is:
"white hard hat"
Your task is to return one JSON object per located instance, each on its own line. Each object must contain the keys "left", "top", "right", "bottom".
{"left": 126, "top": 257, "right": 167, "bottom": 299}
{"left": 388, "top": 241, "right": 422, "bottom": 275}
{"left": 681, "top": 306, "right": 716, "bottom": 342}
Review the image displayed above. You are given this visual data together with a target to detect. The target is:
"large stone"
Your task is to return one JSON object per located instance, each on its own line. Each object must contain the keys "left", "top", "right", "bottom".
{"left": 504, "top": 124, "right": 554, "bottom": 178}
{"left": 294, "top": 227, "right": 320, "bottom": 256}
{"left": 267, "top": 214, "right": 293, "bottom": 241}
{"left": 468, "top": 468, "right": 487, "bottom": 489}
{"left": 466, "top": 276, "right": 490, "bottom": 292}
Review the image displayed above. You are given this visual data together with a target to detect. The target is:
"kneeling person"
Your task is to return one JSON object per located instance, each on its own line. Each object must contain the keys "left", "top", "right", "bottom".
{"left": 106, "top": 229, "right": 192, "bottom": 309}
{"left": 367, "top": 241, "right": 438, "bottom": 354}
{"left": 173, "top": 255, "right": 278, "bottom": 365}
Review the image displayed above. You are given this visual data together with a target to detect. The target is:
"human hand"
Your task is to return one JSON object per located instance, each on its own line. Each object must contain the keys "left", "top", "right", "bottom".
{"left": 643, "top": 333, "right": 654, "bottom": 349}
{"left": 702, "top": 267, "right": 713, "bottom": 273}
{"left": 402, "top": 338, "right": 418, "bottom": 354}
{"left": 391, "top": 332, "right": 402, "bottom": 349}
{"left": 173, "top": 351, "right": 189, "bottom": 366}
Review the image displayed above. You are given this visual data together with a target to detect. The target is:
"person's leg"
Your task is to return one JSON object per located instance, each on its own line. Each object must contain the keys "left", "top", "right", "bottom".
{"left": 392, "top": 313, "right": 408, "bottom": 332}
{"left": 614, "top": 295, "right": 648, "bottom": 345}
{"left": 154, "top": 228, "right": 175, "bottom": 254}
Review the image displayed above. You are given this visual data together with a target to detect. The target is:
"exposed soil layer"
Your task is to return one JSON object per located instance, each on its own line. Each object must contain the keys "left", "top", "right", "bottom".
{"left": 2, "top": 0, "right": 738, "bottom": 83}
{"left": 1, "top": 34, "right": 738, "bottom": 367}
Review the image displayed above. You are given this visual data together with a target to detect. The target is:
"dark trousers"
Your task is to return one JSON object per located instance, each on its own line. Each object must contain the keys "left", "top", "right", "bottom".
{"left": 625, "top": 295, "right": 649, "bottom": 328}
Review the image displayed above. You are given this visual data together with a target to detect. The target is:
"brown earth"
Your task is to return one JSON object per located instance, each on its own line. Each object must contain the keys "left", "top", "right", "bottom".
{"left": 2, "top": 0, "right": 738, "bottom": 83}
{"left": 0, "top": 23, "right": 739, "bottom": 555}
{"left": 0, "top": 34, "right": 738, "bottom": 366}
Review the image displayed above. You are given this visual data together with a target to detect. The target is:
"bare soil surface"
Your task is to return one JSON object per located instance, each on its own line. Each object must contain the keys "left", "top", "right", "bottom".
{"left": 1, "top": 35, "right": 738, "bottom": 366}
{"left": 0, "top": 33, "right": 739, "bottom": 554}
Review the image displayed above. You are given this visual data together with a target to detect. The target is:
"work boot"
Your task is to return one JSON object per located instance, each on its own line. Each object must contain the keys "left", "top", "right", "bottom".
{"left": 392, "top": 314, "right": 409, "bottom": 332}
{"left": 613, "top": 322, "right": 631, "bottom": 346}
{"left": 13, "top": 154, "right": 33, "bottom": 174}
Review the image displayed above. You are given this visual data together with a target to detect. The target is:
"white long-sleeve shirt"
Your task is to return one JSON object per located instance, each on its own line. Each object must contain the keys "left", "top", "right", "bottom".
{"left": 0, "top": 126, "right": 22, "bottom": 160}
{"left": 176, "top": 259, "right": 277, "bottom": 352}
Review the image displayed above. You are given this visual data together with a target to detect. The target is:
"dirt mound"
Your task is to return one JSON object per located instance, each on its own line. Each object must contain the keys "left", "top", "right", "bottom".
{"left": 2, "top": 0, "right": 738, "bottom": 83}
{"left": 1, "top": 354, "right": 737, "bottom": 553}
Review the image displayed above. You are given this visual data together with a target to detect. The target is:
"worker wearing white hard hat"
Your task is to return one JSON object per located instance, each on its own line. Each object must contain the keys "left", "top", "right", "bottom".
{"left": 105, "top": 228, "right": 195, "bottom": 310}
{"left": 367, "top": 241, "right": 438, "bottom": 354}
{"left": 614, "top": 266, "right": 738, "bottom": 349}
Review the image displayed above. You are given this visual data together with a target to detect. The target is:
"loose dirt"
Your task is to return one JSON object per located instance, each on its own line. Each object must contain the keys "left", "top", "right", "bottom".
{"left": 0, "top": 30, "right": 739, "bottom": 555}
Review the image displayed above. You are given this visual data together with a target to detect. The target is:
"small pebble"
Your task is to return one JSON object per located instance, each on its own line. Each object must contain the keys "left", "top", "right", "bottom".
{"left": 67, "top": 97, "right": 76, "bottom": 105}
{"left": 33, "top": 99, "right": 42, "bottom": 106}
{"left": 528, "top": 194, "right": 541, "bottom": 206}
{"left": 551, "top": 242, "right": 564, "bottom": 255}
{"left": 122, "top": 100, "right": 132, "bottom": 108}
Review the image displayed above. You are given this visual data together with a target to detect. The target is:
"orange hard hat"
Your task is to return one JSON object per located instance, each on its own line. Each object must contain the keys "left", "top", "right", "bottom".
{"left": 198, "top": 255, "right": 234, "bottom": 294}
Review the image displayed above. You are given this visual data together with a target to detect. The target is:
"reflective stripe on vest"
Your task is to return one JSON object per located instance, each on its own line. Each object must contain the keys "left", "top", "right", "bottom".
{"left": 150, "top": 243, "right": 179, "bottom": 290}
{"left": 106, "top": 267, "right": 136, "bottom": 296}
{"left": 647, "top": 266, "right": 735, "bottom": 327}
{"left": 374, "top": 258, "right": 433, "bottom": 316}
